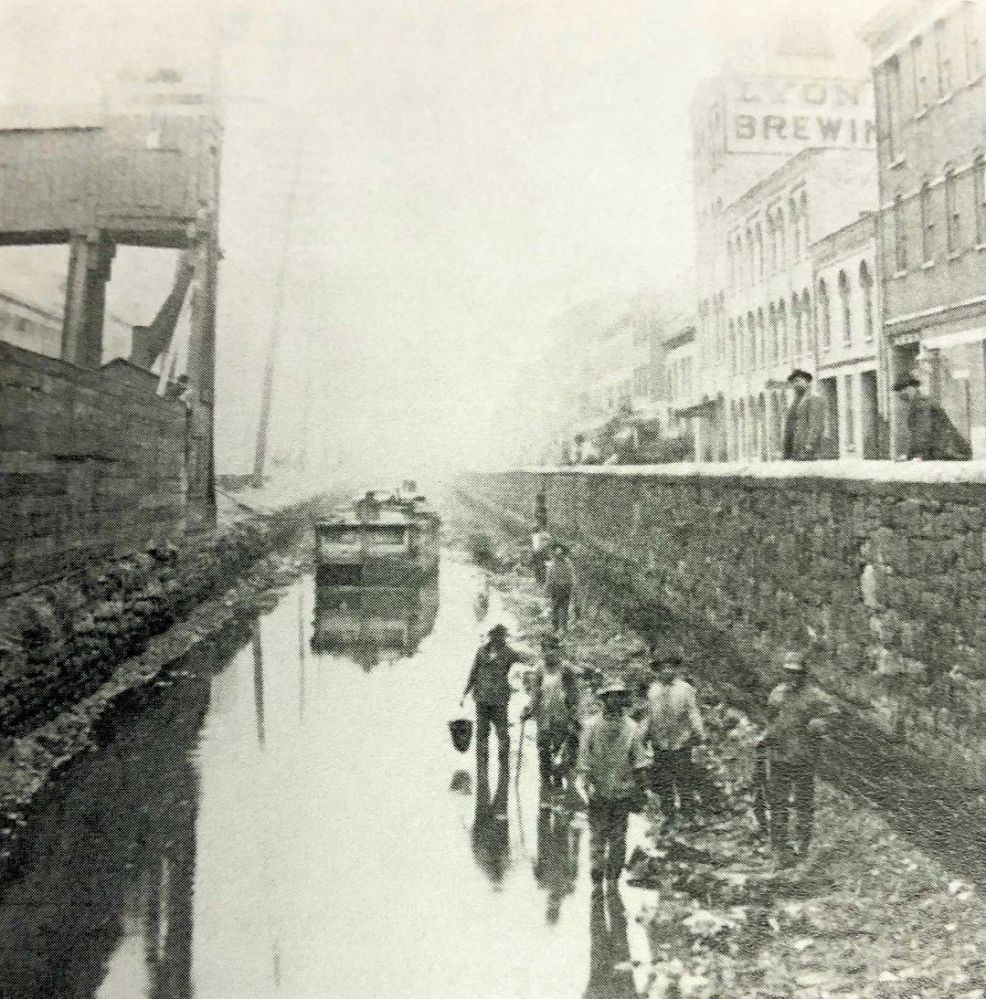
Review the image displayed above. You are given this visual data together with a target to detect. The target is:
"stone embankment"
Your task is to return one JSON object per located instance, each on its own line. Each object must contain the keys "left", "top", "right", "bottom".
{"left": 0, "top": 493, "right": 327, "bottom": 871}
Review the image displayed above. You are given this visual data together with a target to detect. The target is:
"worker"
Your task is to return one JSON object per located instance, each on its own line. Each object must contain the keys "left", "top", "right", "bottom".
{"left": 531, "top": 524, "right": 553, "bottom": 586}
{"left": 462, "top": 624, "right": 524, "bottom": 782}
{"left": 782, "top": 369, "right": 826, "bottom": 460}
{"left": 575, "top": 681, "right": 649, "bottom": 886}
{"left": 545, "top": 542, "right": 577, "bottom": 633}
{"left": 764, "top": 650, "right": 837, "bottom": 867}
{"left": 644, "top": 653, "right": 707, "bottom": 829}
{"left": 522, "top": 634, "right": 580, "bottom": 792}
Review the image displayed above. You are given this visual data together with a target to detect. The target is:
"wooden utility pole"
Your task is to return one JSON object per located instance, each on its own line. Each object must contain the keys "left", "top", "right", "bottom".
{"left": 253, "top": 125, "right": 304, "bottom": 487}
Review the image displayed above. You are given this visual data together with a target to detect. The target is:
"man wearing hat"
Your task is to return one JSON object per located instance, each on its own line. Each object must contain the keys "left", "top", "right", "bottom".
{"left": 643, "top": 654, "right": 707, "bottom": 828}
{"left": 463, "top": 624, "right": 526, "bottom": 781}
{"left": 575, "top": 681, "right": 650, "bottom": 886}
{"left": 522, "top": 634, "right": 581, "bottom": 791}
{"left": 764, "top": 650, "right": 837, "bottom": 866}
{"left": 893, "top": 374, "right": 972, "bottom": 460}
{"left": 545, "top": 542, "right": 577, "bottom": 633}
{"left": 782, "top": 369, "right": 826, "bottom": 461}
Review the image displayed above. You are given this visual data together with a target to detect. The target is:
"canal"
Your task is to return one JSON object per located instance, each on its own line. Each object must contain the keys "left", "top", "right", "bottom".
{"left": 0, "top": 554, "right": 653, "bottom": 999}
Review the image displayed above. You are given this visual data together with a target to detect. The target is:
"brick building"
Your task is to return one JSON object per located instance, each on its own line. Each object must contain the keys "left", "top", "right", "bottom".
{"left": 863, "top": 0, "right": 986, "bottom": 455}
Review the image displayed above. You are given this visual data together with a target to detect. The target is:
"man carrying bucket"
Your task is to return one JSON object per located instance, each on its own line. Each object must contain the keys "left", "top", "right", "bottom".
{"left": 463, "top": 624, "right": 525, "bottom": 781}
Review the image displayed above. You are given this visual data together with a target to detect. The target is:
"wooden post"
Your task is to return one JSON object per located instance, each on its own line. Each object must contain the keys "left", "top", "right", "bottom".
{"left": 61, "top": 231, "right": 114, "bottom": 368}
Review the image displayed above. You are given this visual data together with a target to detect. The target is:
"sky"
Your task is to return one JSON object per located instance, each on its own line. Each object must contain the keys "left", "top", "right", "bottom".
{"left": 0, "top": 0, "right": 888, "bottom": 480}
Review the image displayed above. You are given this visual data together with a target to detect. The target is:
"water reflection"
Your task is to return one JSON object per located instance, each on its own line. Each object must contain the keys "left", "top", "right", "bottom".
{"left": 310, "top": 578, "right": 439, "bottom": 666}
{"left": 534, "top": 800, "right": 581, "bottom": 925}
{"left": 472, "top": 766, "right": 510, "bottom": 888}
{"left": 583, "top": 889, "right": 636, "bottom": 999}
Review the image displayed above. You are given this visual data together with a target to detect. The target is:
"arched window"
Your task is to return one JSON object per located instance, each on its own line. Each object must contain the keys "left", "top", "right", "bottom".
{"left": 736, "top": 315, "right": 745, "bottom": 373}
{"left": 727, "top": 240, "right": 735, "bottom": 288}
{"left": 838, "top": 270, "right": 852, "bottom": 345}
{"left": 755, "top": 222, "right": 764, "bottom": 281}
{"left": 792, "top": 294, "right": 802, "bottom": 356}
{"left": 738, "top": 400, "right": 747, "bottom": 460}
{"left": 757, "top": 394, "right": 767, "bottom": 461}
{"left": 920, "top": 179, "right": 933, "bottom": 264}
{"left": 975, "top": 154, "right": 986, "bottom": 245}
{"left": 818, "top": 278, "right": 831, "bottom": 350}
{"left": 746, "top": 312, "right": 757, "bottom": 371}
{"left": 945, "top": 164, "right": 960, "bottom": 254}
{"left": 769, "top": 303, "right": 778, "bottom": 362}
{"left": 776, "top": 207, "right": 786, "bottom": 268}
{"left": 728, "top": 318, "right": 736, "bottom": 372}
{"left": 860, "top": 260, "right": 875, "bottom": 342}
{"left": 746, "top": 227, "right": 754, "bottom": 284}
{"left": 790, "top": 196, "right": 800, "bottom": 261}
{"left": 757, "top": 308, "right": 766, "bottom": 368}
{"left": 799, "top": 190, "right": 809, "bottom": 249}
{"left": 766, "top": 214, "right": 776, "bottom": 274}
{"left": 778, "top": 299, "right": 788, "bottom": 360}
{"left": 801, "top": 289, "right": 812, "bottom": 356}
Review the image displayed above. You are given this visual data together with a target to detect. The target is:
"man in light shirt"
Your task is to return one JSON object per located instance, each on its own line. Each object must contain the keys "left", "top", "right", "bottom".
{"left": 643, "top": 654, "right": 707, "bottom": 828}
{"left": 522, "top": 634, "right": 580, "bottom": 792}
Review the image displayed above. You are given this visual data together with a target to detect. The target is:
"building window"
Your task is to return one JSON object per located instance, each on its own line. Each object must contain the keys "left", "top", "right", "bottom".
{"left": 776, "top": 208, "right": 786, "bottom": 268}
{"left": 790, "top": 196, "right": 800, "bottom": 261}
{"left": 728, "top": 319, "right": 735, "bottom": 373}
{"left": 769, "top": 303, "right": 778, "bottom": 362}
{"left": 935, "top": 18, "right": 953, "bottom": 98}
{"left": 801, "top": 289, "right": 812, "bottom": 355}
{"left": 746, "top": 227, "right": 754, "bottom": 284}
{"left": 818, "top": 278, "right": 831, "bottom": 350}
{"left": 727, "top": 240, "right": 735, "bottom": 288}
{"left": 766, "top": 213, "right": 776, "bottom": 274}
{"left": 736, "top": 315, "right": 745, "bottom": 373}
{"left": 884, "top": 55, "right": 903, "bottom": 160}
{"left": 975, "top": 155, "right": 986, "bottom": 244}
{"left": 911, "top": 36, "right": 930, "bottom": 114}
{"left": 838, "top": 270, "right": 852, "bottom": 345}
{"left": 792, "top": 293, "right": 802, "bottom": 355}
{"left": 799, "top": 191, "right": 809, "bottom": 248}
{"left": 893, "top": 194, "right": 907, "bottom": 272}
{"left": 920, "top": 180, "right": 934, "bottom": 263}
{"left": 945, "top": 165, "right": 960, "bottom": 254}
{"left": 755, "top": 222, "right": 764, "bottom": 281}
{"left": 757, "top": 308, "right": 766, "bottom": 368}
{"left": 860, "top": 260, "right": 875, "bottom": 342}
{"left": 778, "top": 299, "right": 788, "bottom": 360}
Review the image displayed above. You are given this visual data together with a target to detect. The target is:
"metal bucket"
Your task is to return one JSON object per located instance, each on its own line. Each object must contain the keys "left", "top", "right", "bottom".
{"left": 448, "top": 717, "right": 473, "bottom": 753}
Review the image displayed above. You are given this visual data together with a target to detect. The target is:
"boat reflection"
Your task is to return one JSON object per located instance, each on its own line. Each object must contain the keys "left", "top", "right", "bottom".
{"left": 310, "top": 578, "right": 439, "bottom": 666}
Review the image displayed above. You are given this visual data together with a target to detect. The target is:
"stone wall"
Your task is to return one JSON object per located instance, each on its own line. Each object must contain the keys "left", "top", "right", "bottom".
{"left": 0, "top": 341, "right": 187, "bottom": 594}
{"left": 460, "top": 462, "right": 986, "bottom": 785}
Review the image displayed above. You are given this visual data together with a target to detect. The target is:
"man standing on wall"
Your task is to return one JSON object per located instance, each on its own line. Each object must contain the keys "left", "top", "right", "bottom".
{"left": 893, "top": 375, "right": 972, "bottom": 460}
{"left": 643, "top": 654, "right": 707, "bottom": 830}
{"left": 782, "top": 369, "right": 826, "bottom": 461}
{"left": 463, "top": 624, "right": 525, "bottom": 788}
{"left": 764, "top": 651, "right": 837, "bottom": 867}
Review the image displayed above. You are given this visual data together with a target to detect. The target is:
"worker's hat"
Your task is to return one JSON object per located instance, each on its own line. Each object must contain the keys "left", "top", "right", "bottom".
{"left": 597, "top": 680, "right": 629, "bottom": 699}
{"left": 488, "top": 623, "right": 509, "bottom": 638}
{"left": 892, "top": 374, "right": 921, "bottom": 391}
{"left": 787, "top": 368, "right": 813, "bottom": 383}
{"left": 782, "top": 651, "right": 807, "bottom": 673}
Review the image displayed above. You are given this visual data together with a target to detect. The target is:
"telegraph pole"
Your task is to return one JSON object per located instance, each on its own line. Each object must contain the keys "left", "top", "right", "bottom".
{"left": 253, "top": 124, "right": 304, "bottom": 487}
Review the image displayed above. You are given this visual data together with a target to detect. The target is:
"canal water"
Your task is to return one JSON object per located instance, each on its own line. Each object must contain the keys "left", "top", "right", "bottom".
{"left": 0, "top": 555, "right": 653, "bottom": 999}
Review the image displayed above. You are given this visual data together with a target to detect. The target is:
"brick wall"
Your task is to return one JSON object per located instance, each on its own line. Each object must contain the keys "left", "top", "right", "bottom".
{"left": 460, "top": 463, "right": 986, "bottom": 785}
{"left": 0, "top": 341, "right": 187, "bottom": 593}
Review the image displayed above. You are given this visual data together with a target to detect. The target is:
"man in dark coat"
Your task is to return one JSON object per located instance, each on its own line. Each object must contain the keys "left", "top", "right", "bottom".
{"left": 463, "top": 624, "right": 524, "bottom": 781}
{"left": 782, "top": 369, "right": 826, "bottom": 460}
{"left": 893, "top": 375, "right": 972, "bottom": 460}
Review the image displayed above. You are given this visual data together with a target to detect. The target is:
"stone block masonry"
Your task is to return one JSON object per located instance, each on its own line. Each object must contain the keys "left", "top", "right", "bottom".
{"left": 459, "top": 463, "right": 986, "bottom": 790}
{"left": 0, "top": 341, "right": 188, "bottom": 595}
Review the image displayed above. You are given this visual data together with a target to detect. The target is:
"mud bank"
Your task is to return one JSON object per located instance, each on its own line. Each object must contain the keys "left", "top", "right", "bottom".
{"left": 0, "top": 500, "right": 323, "bottom": 876}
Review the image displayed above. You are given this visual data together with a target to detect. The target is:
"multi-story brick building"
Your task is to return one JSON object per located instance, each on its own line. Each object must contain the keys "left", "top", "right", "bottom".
{"left": 863, "top": 0, "right": 986, "bottom": 455}
{"left": 813, "top": 212, "right": 886, "bottom": 458}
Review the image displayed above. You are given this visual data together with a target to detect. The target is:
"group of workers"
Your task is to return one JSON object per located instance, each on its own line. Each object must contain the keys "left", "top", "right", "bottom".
{"left": 462, "top": 562, "right": 837, "bottom": 888}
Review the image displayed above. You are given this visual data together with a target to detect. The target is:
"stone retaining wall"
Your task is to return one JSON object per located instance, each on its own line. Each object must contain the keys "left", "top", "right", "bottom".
{"left": 0, "top": 342, "right": 188, "bottom": 595}
{"left": 459, "top": 463, "right": 986, "bottom": 785}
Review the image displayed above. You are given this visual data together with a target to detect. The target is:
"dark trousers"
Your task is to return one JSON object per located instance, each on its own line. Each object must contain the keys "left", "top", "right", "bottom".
{"left": 476, "top": 702, "right": 509, "bottom": 778}
{"left": 537, "top": 722, "right": 576, "bottom": 785}
{"left": 651, "top": 747, "right": 696, "bottom": 823}
{"left": 769, "top": 759, "right": 815, "bottom": 855}
{"left": 532, "top": 550, "right": 549, "bottom": 585}
{"left": 588, "top": 797, "right": 632, "bottom": 879}
{"left": 550, "top": 588, "right": 571, "bottom": 631}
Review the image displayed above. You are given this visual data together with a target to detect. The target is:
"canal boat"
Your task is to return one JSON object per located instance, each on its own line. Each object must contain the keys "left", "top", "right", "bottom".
{"left": 314, "top": 487, "right": 440, "bottom": 585}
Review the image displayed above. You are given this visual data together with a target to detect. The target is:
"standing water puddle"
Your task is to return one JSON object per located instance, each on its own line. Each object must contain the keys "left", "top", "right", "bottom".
{"left": 0, "top": 555, "right": 653, "bottom": 998}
